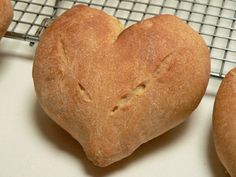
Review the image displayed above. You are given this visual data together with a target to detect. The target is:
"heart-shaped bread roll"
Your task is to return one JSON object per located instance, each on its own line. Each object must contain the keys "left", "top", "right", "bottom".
{"left": 33, "top": 5, "right": 210, "bottom": 167}
{"left": 213, "top": 68, "right": 236, "bottom": 177}
{"left": 0, "top": 0, "right": 13, "bottom": 38}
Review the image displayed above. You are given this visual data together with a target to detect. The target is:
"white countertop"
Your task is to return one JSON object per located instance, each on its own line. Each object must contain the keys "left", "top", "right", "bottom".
{"left": 0, "top": 38, "right": 230, "bottom": 177}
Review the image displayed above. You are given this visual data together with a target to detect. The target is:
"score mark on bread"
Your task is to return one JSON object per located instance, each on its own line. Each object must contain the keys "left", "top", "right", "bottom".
{"left": 60, "top": 39, "right": 71, "bottom": 66}
{"left": 78, "top": 82, "right": 92, "bottom": 102}
{"left": 110, "top": 81, "right": 147, "bottom": 115}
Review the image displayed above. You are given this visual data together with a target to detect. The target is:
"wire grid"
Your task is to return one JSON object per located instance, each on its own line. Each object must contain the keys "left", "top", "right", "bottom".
{"left": 5, "top": 0, "right": 236, "bottom": 78}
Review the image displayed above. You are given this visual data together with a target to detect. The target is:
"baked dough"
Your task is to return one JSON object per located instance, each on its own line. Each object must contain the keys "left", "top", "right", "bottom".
{"left": 0, "top": 0, "right": 13, "bottom": 38}
{"left": 33, "top": 5, "right": 210, "bottom": 167}
{"left": 213, "top": 68, "right": 236, "bottom": 177}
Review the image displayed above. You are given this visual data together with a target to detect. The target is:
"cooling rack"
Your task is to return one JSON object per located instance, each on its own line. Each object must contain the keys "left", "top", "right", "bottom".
{"left": 5, "top": 0, "right": 236, "bottom": 78}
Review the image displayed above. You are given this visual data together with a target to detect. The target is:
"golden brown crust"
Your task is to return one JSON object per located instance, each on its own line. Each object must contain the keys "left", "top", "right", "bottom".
{"left": 0, "top": 0, "right": 13, "bottom": 38}
{"left": 33, "top": 5, "right": 210, "bottom": 166}
{"left": 213, "top": 68, "right": 236, "bottom": 177}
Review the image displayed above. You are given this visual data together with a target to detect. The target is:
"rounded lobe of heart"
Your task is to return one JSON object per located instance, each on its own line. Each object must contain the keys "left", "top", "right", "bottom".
{"left": 213, "top": 68, "right": 236, "bottom": 177}
{"left": 33, "top": 5, "right": 210, "bottom": 166}
{"left": 0, "top": 0, "right": 13, "bottom": 38}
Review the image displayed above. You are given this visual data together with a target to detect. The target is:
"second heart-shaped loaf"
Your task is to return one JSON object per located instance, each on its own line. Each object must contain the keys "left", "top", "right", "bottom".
{"left": 33, "top": 5, "right": 210, "bottom": 167}
{"left": 213, "top": 68, "right": 236, "bottom": 177}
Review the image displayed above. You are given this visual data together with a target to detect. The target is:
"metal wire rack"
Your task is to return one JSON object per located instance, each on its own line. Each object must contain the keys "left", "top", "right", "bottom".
{"left": 5, "top": 0, "right": 236, "bottom": 78}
